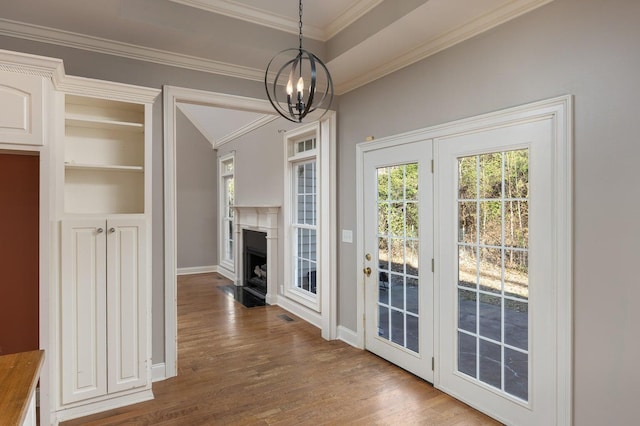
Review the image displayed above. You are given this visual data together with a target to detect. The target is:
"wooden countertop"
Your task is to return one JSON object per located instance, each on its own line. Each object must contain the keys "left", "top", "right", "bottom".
{"left": 0, "top": 350, "right": 44, "bottom": 425}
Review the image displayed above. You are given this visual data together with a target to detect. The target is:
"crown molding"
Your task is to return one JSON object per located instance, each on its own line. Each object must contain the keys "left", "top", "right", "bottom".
{"left": 333, "top": 0, "right": 555, "bottom": 94}
{"left": 0, "top": 18, "right": 265, "bottom": 83}
{"left": 59, "top": 75, "right": 160, "bottom": 103}
{"left": 0, "top": 47, "right": 159, "bottom": 102}
{"left": 0, "top": 0, "right": 554, "bottom": 96}
{"left": 170, "top": 0, "right": 324, "bottom": 40}
{"left": 0, "top": 48, "right": 65, "bottom": 85}
{"left": 169, "top": 0, "right": 382, "bottom": 41}
{"left": 324, "top": 0, "right": 384, "bottom": 40}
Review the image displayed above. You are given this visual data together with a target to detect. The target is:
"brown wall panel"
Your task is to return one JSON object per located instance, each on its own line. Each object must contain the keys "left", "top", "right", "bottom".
{"left": 0, "top": 153, "right": 39, "bottom": 355}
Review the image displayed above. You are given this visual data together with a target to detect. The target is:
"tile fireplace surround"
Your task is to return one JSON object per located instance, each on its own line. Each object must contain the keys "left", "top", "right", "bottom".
{"left": 233, "top": 206, "right": 280, "bottom": 304}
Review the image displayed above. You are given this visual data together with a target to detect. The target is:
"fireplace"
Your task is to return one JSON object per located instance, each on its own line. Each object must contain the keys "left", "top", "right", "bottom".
{"left": 233, "top": 206, "right": 279, "bottom": 304}
{"left": 243, "top": 229, "right": 267, "bottom": 298}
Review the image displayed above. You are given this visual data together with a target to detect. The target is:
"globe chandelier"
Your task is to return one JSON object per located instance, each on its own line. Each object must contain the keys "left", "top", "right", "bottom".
{"left": 264, "top": 0, "right": 333, "bottom": 123}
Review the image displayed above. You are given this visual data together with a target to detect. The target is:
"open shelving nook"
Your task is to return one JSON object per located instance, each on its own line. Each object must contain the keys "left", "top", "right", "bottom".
{"left": 64, "top": 94, "right": 146, "bottom": 215}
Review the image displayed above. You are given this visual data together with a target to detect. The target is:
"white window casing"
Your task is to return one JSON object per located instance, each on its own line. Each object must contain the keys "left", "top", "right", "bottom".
{"left": 284, "top": 123, "right": 323, "bottom": 312}
{"left": 219, "top": 152, "right": 235, "bottom": 273}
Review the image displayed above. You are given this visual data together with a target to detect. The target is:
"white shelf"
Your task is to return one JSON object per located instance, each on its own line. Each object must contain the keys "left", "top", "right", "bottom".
{"left": 66, "top": 115, "right": 144, "bottom": 133}
{"left": 64, "top": 168, "right": 144, "bottom": 214}
{"left": 63, "top": 93, "right": 147, "bottom": 215}
{"left": 65, "top": 163, "right": 143, "bottom": 172}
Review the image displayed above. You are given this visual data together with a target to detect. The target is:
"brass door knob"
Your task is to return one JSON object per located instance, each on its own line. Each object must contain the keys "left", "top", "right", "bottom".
{"left": 363, "top": 267, "right": 372, "bottom": 277}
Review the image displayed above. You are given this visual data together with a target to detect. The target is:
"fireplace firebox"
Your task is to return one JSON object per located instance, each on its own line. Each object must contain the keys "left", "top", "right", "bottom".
{"left": 243, "top": 229, "right": 267, "bottom": 298}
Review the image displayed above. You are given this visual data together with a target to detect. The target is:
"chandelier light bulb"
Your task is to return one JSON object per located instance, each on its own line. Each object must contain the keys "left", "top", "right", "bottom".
{"left": 286, "top": 78, "right": 293, "bottom": 96}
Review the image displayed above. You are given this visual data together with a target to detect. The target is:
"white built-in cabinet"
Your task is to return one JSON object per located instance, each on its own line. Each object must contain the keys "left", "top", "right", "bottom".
{"left": 60, "top": 218, "right": 147, "bottom": 404}
{"left": 56, "top": 79, "right": 159, "bottom": 421}
{"left": 0, "top": 49, "right": 160, "bottom": 424}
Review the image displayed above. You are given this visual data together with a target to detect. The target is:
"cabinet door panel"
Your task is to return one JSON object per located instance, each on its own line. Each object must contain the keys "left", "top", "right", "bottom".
{"left": 107, "top": 219, "right": 148, "bottom": 392}
{"left": 0, "top": 70, "right": 43, "bottom": 146}
{"left": 61, "top": 220, "right": 107, "bottom": 404}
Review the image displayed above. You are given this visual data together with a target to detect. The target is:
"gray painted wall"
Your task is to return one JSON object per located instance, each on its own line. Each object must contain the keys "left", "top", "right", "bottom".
{"left": 151, "top": 96, "right": 165, "bottom": 362}
{"left": 336, "top": 0, "right": 639, "bottom": 424}
{"left": 176, "top": 109, "right": 218, "bottom": 269}
{"left": 2, "top": 0, "right": 639, "bottom": 421}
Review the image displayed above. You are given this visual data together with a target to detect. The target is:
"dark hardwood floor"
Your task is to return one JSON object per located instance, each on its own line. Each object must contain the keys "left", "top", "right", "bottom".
{"left": 63, "top": 273, "right": 498, "bottom": 425}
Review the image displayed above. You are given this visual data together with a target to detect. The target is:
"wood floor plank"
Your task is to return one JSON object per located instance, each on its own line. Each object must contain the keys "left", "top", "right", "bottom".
{"left": 62, "top": 273, "right": 500, "bottom": 425}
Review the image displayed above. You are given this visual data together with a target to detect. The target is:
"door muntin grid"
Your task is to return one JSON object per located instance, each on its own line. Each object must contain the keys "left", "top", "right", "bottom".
{"left": 377, "top": 163, "right": 419, "bottom": 353}
{"left": 457, "top": 149, "right": 530, "bottom": 401}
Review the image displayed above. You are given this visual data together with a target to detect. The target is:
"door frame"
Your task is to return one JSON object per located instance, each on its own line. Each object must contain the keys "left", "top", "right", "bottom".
{"left": 163, "top": 85, "right": 338, "bottom": 379}
{"left": 356, "top": 95, "right": 572, "bottom": 424}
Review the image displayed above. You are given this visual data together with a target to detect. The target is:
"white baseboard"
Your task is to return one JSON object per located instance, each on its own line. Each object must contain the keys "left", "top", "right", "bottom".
{"left": 176, "top": 265, "right": 237, "bottom": 282}
{"left": 177, "top": 265, "right": 216, "bottom": 276}
{"left": 337, "top": 325, "right": 359, "bottom": 348}
{"left": 152, "top": 363, "right": 166, "bottom": 382}
{"left": 54, "top": 389, "right": 153, "bottom": 423}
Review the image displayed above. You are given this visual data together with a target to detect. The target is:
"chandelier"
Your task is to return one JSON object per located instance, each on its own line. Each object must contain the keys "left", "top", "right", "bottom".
{"left": 264, "top": 0, "right": 333, "bottom": 123}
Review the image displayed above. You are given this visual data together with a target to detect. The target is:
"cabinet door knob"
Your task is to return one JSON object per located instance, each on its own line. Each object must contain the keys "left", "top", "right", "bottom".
{"left": 97, "top": 228, "right": 104, "bottom": 233}
{"left": 109, "top": 227, "right": 116, "bottom": 233}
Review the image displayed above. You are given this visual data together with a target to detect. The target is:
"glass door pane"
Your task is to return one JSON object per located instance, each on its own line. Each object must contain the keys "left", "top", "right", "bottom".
{"left": 377, "top": 163, "right": 419, "bottom": 353}
{"left": 457, "top": 149, "right": 530, "bottom": 401}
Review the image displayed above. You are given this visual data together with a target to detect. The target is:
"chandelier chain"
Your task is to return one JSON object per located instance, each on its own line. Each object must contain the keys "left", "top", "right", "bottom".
{"left": 298, "top": 0, "right": 303, "bottom": 50}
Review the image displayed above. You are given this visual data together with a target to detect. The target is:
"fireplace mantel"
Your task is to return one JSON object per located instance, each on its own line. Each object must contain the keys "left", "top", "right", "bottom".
{"left": 232, "top": 205, "right": 279, "bottom": 230}
{"left": 233, "top": 205, "right": 280, "bottom": 304}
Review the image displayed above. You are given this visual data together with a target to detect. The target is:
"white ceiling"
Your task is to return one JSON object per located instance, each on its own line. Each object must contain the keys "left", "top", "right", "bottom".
{"left": 177, "top": 103, "right": 276, "bottom": 148}
{"left": 0, "top": 0, "right": 554, "bottom": 146}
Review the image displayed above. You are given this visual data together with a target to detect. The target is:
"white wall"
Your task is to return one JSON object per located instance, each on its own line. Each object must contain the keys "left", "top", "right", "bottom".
{"left": 336, "top": 0, "right": 640, "bottom": 423}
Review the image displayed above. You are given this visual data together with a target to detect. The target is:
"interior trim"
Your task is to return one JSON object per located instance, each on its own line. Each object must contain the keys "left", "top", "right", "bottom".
{"left": 0, "top": 18, "right": 265, "bottom": 82}
{"left": 163, "top": 85, "right": 338, "bottom": 378}
{"left": 168, "top": 0, "right": 384, "bottom": 41}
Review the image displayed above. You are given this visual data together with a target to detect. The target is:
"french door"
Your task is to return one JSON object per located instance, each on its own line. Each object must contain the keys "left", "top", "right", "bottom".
{"left": 362, "top": 139, "right": 433, "bottom": 382}
{"left": 436, "top": 118, "right": 557, "bottom": 425}
{"left": 358, "top": 98, "right": 570, "bottom": 425}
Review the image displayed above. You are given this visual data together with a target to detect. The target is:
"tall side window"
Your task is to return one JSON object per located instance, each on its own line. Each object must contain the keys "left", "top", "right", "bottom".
{"left": 285, "top": 127, "right": 321, "bottom": 310}
{"left": 219, "top": 153, "right": 234, "bottom": 272}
